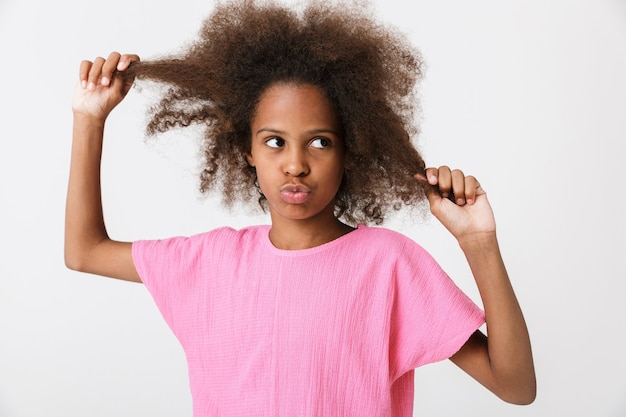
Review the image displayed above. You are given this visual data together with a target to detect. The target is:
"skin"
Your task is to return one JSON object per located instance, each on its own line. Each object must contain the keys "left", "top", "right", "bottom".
{"left": 246, "top": 83, "right": 354, "bottom": 250}
{"left": 65, "top": 52, "right": 140, "bottom": 282}
{"left": 66, "top": 52, "right": 536, "bottom": 405}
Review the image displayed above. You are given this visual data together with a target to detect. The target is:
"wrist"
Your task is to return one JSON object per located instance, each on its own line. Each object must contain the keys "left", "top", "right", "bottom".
{"left": 457, "top": 231, "right": 499, "bottom": 254}
{"left": 73, "top": 112, "right": 107, "bottom": 129}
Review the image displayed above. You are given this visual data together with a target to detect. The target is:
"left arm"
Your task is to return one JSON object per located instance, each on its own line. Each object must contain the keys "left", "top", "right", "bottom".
{"left": 416, "top": 166, "right": 536, "bottom": 405}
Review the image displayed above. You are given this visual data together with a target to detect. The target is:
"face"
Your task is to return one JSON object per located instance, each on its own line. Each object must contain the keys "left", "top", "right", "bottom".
{"left": 247, "top": 83, "right": 345, "bottom": 225}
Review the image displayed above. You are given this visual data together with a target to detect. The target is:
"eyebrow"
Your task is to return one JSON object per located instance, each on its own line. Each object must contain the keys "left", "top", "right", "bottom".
{"left": 255, "top": 128, "right": 341, "bottom": 136}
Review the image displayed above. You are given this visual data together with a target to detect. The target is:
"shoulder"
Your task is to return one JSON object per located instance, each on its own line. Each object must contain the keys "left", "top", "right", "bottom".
{"left": 356, "top": 225, "right": 425, "bottom": 253}
{"left": 133, "top": 224, "right": 270, "bottom": 255}
{"left": 354, "top": 225, "right": 441, "bottom": 274}
{"left": 131, "top": 225, "right": 270, "bottom": 281}
{"left": 187, "top": 224, "right": 271, "bottom": 255}
{"left": 208, "top": 224, "right": 270, "bottom": 249}
{"left": 192, "top": 224, "right": 269, "bottom": 243}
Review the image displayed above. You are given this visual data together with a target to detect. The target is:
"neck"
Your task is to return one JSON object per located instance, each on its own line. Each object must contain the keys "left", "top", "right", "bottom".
{"left": 268, "top": 214, "right": 354, "bottom": 250}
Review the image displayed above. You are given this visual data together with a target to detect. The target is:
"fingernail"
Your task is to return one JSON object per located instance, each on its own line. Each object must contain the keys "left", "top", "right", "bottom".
{"left": 457, "top": 198, "right": 465, "bottom": 205}
{"left": 466, "top": 199, "right": 474, "bottom": 205}
{"left": 81, "top": 80, "right": 87, "bottom": 89}
{"left": 88, "top": 82, "right": 95, "bottom": 90}
{"left": 101, "top": 77, "right": 109, "bottom": 86}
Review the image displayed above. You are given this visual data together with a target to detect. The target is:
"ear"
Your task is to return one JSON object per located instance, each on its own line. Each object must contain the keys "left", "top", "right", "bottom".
{"left": 245, "top": 152, "right": 255, "bottom": 167}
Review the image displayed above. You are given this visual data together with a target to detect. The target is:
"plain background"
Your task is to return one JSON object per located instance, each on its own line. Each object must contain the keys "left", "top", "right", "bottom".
{"left": 1, "top": 0, "right": 625, "bottom": 415}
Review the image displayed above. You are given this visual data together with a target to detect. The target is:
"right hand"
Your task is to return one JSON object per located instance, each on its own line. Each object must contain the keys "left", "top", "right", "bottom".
{"left": 72, "top": 52, "right": 140, "bottom": 121}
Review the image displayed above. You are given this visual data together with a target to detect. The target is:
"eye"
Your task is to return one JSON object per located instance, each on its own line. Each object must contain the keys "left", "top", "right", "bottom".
{"left": 310, "top": 137, "right": 331, "bottom": 149}
{"left": 265, "top": 137, "right": 285, "bottom": 148}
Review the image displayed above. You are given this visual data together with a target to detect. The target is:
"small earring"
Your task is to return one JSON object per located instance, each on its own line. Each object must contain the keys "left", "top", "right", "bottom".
{"left": 254, "top": 175, "right": 264, "bottom": 197}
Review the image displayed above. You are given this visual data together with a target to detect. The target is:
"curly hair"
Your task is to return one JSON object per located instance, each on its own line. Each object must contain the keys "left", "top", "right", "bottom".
{"left": 122, "top": 0, "right": 428, "bottom": 225}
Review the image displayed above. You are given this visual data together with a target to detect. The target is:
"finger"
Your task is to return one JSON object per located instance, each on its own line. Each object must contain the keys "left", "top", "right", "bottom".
{"left": 413, "top": 174, "right": 441, "bottom": 208}
{"left": 464, "top": 175, "right": 481, "bottom": 205}
{"left": 79, "top": 60, "right": 93, "bottom": 89}
{"left": 436, "top": 165, "right": 452, "bottom": 198}
{"left": 100, "top": 52, "right": 122, "bottom": 86}
{"left": 414, "top": 171, "right": 435, "bottom": 192}
{"left": 112, "top": 54, "right": 141, "bottom": 96}
{"left": 413, "top": 169, "right": 435, "bottom": 184}
{"left": 423, "top": 167, "right": 439, "bottom": 185}
{"left": 117, "top": 53, "right": 140, "bottom": 71}
{"left": 87, "top": 56, "right": 105, "bottom": 90}
{"left": 450, "top": 169, "right": 466, "bottom": 205}
{"left": 415, "top": 168, "right": 443, "bottom": 203}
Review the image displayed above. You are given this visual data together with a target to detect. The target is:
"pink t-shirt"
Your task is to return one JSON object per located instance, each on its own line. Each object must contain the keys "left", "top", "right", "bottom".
{"left": 132, "top": 224, "right": 484, "bottom": 417}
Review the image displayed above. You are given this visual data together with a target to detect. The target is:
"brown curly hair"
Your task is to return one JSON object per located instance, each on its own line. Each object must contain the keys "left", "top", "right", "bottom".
{"left": 122, "top": 0, "right": 428, "bottom": 225}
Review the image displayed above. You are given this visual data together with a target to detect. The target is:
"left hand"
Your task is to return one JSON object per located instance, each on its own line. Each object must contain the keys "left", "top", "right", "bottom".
{"left": 415, "top": 166, "right": 496, "bottom": 241}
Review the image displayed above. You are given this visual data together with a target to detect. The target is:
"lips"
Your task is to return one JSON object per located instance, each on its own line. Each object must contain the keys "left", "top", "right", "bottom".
{"left": 280, "top": 184, "right": 311, "bottom": 204}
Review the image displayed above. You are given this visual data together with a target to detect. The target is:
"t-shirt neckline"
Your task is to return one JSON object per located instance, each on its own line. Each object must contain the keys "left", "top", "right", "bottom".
{"left": 261, "top": 224, "right": 366, "bottom": 257}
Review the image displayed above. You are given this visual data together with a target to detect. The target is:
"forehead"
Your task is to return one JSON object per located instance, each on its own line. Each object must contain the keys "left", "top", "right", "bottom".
{"left": 252, "top": 83, "right": 341, "bottom": 131}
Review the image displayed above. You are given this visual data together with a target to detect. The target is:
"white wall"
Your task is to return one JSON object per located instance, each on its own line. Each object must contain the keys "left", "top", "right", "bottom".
{"left": 1, "top": 0, "right": 625, "bottom": 415}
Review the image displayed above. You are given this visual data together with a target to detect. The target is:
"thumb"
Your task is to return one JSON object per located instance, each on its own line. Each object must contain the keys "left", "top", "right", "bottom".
{"left": 413, "top": 173, "right": 442, "bottom": 205}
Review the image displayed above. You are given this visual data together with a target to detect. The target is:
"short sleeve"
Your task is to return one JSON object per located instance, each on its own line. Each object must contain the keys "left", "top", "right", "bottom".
{"left": 132, "top": 235, "right": 201, "bottom": 327}
{"left": 388, "top": 238, "right": 485, "bottom": 381}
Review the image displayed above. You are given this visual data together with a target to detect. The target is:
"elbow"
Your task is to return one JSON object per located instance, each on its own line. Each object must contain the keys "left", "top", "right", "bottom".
{"left": 503, "top": 391, "right": 536, "bottom": 406}
{"left": 497, "top": 379, "right": 537, "bottom": 406}
{"left": 64, "top": 244, "right": 92, "bottom": 273}
{"left": 64, "top": 236, "right": 105, "bottom": 273}
{"left": 64, "top": 251, "right": 85, "bottom": 272}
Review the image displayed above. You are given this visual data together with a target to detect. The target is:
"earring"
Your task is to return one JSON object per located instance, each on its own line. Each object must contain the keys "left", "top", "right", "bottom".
{"left": 253, "top": 173, "right": 264, "bottom": 197}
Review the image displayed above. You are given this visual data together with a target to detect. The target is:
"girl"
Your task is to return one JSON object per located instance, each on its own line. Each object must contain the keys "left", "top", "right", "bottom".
{"left": 65, "top": 1, "right": 535, "bottom": 415}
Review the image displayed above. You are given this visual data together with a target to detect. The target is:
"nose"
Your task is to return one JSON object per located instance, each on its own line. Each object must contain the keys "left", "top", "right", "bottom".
{"left": 283, "top": 147, "right": 309, "bottom": 177}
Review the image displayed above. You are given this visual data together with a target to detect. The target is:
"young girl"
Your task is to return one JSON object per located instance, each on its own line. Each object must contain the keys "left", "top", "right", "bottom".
{"left": 65, "top": 1, "right": 536, "bottom": 415}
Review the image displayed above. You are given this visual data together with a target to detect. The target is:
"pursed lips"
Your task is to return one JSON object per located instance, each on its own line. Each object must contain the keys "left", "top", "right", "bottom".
{"left": 280, "top": 184, "right": 312, "bottom": 204}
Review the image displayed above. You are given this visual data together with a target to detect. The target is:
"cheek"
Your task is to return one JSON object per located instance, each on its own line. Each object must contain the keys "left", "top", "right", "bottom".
{"left": 333, "top": 154, "right": 347, "bottom": 178}
{"left": 253, "top": 163, "right": 275, "bottom": 191}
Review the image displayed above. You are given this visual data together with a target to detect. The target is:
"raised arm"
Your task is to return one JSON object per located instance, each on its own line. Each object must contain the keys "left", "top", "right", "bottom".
{"left": 64, "top": 52, "right": 142, "bottom": 282}
{"left": 415, "top": 166, "right": 536, "bottom": 405}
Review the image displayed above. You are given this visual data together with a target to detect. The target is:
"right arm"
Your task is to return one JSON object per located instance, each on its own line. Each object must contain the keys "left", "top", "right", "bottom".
{"left": 64, "top": 52, "right": 142, "bottom": 282}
